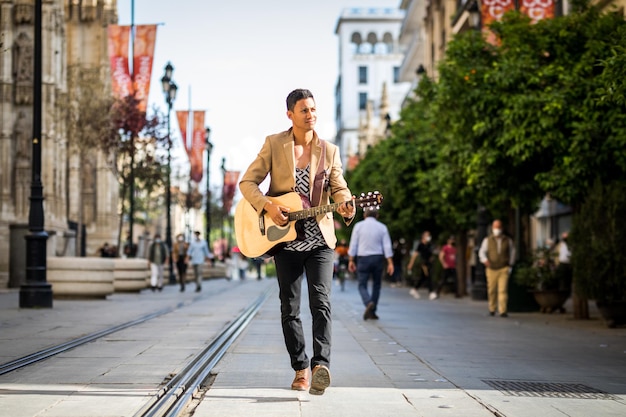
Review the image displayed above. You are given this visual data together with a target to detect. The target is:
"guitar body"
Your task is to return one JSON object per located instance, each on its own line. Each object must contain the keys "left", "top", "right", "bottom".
{"left": 234, "top": 192, "right": 304, "bottom": 258}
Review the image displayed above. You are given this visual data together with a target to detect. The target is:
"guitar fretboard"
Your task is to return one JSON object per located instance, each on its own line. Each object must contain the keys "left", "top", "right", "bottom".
{"left": 288, "top": 202, "right": 344, "bottom": 221}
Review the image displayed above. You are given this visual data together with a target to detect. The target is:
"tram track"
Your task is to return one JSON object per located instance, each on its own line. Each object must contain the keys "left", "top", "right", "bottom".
{"left": 0, "top": 282, "right": 273, "bottom": 417}
{"left": 135, "top": 286, "right": 272, "bottom": 417}
{"left": 0, "top": 301, "right": 190, "bottom": 376}
{"left": 0, "top": 283, "right": 258, "bottom": 377}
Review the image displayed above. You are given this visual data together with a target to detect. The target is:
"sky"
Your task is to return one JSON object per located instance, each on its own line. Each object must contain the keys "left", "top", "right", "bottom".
{"left": 116, "top": 0, "right": 400, "bottom": 190}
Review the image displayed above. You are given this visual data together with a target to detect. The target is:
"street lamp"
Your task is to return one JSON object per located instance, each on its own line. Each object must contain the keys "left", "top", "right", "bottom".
{"left": 472, "top": 205, "right": 488, "bottom": 300}
{"left": 205, "top": 127, "right": 213, "bottom": 251}
{"left": 161, "top": 62, "right": 178, "bottom": 285}
{"left": 466, "top": 0, "right": 487, "bottom": 300}
{"left": 468, "top": 0, "right": 482, "bottom": 31}
{"left": 21, "top": 0, "right": 52, "bottom": 308}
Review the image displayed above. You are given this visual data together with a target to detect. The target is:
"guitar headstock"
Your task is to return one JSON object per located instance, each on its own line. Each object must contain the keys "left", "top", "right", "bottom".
{"left": 356, "top": 191, "right": 383, "bottom": 211}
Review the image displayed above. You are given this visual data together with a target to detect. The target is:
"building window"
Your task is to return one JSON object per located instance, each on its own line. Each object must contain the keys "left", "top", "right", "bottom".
{"left": 358, "top": 66, "right": 367, "bottom": 84}
{"left": 393, "top": 66, "right": 400, "bottom": 83}
{"left": 359, "top": 92, "right": 367, "bottom": 110}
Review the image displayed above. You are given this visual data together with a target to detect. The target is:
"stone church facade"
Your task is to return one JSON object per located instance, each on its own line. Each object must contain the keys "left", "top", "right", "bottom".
{"left": 0, "top": 0, "right": 120, "bottom": 288}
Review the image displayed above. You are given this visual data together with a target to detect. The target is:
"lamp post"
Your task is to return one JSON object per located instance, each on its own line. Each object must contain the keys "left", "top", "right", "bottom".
{"left": 466, "top": 1, "right": 487, "bottom": 300}
{"left": 20, "top": 0, "right": 52, "bottom": 308}
{"left": 472, "top": 205, "right": 489, "bottom": 300}
{"left": 205, "top": 127, "right": 213, "bottom": 250}
{"left": 161, "top": 62, "right": 178, "bottom": 285}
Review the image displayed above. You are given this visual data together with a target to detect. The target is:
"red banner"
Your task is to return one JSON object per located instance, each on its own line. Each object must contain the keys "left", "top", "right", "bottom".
{"left": 520, "top": 0, "right": 554, "bottom": 23}
{"left": 481, "top": 0, "right": 516, "bottom": 44}
{"left": 107, "top": 25, "right": 132, "bottom": 99}
{"left": 189, "top": 111, "right": 206, "bottom": 183}
{"left": 223, "top": 171, "right": 240, "bottom": 214}
{"left": 133, "top": 24, "right": 157, "bottom": 113}
{"left": 107, "top": 24, "right": 157, "bottom": 112}
{"left": 176, "top": 110, "right": 189, "bottom": 153}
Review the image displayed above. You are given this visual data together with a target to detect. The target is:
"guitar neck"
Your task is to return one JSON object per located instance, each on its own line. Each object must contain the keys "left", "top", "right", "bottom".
{"left": 288, "top": 202, "right": 343, "bottom": 221}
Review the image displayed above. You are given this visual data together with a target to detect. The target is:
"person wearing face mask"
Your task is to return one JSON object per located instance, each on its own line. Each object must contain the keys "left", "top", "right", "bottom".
{"left": 478, "top": 219, "right": 516, "bottom": 317}
{"left": 172, "top": 233, "right": 189, "bottom": 292}
{"left": 148, "top": 233, "right": 169, "bottom": 292}
{"left": 407, "top": 231, "right": 437, "bottom": 300}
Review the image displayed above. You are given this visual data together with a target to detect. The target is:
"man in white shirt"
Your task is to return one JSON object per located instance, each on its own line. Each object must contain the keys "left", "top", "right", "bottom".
{"left": 348, "top": 208, "right": 394, "bottom": 320}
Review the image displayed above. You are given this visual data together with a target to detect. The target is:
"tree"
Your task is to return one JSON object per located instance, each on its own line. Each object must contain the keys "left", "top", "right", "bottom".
{"left": 111, "top": 96, "right": 168, "bottom": 251}
{"left": 487, "top": 5, "right": 626, "bottom": 206}
{"left": 65, "top": 65, "right": 119, "bottom": 255}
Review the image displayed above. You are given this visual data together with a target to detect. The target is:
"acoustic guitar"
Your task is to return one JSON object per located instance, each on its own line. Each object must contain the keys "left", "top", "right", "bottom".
{"left": 234, "top": 191, "right": 383, "bottom": 258}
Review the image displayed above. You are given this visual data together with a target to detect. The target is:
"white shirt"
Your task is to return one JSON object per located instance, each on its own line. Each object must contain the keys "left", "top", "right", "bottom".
{"left": 348, "top": 217, "right": 393, "bottom": 258}
{"left": 558, "top": 241, "right": 571, "bottom": 264}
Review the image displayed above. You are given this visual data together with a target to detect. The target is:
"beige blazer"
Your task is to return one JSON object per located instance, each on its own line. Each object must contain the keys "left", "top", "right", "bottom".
{"left": 239, "top": 128, "right": 354, "bottom": 249}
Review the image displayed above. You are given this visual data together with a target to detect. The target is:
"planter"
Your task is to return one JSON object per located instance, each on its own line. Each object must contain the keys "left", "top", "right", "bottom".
{"left": 47, "top": 257, "right": 114, "bottom": 299}
{"left": 202, "top": 262, "right": 228, "bottom": 279}
{"left": 114, "top": 258, "right": 149, "bottom": 292}
{"left": 596, "top": 300, "right": 626, "bottom": 328}
{"left": 532, "top": 289, "right": 570, "bottom": 313}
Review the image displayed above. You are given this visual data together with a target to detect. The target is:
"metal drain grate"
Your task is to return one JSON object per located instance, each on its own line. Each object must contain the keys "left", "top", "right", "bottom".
{"left": 482, "top": 380, "right": 617, "bottom": 400}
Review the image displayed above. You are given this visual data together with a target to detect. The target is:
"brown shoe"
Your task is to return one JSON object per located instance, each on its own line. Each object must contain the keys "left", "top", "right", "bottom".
{"left": 309, "top": 365, "right": 331, "bottom": 395}
{"left": 291, "top": 368, "right": 309, "bottom": 391}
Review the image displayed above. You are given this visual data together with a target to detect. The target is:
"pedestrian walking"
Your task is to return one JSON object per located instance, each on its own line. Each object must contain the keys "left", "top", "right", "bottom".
{"left": 148, "top": 233, "right": 169, "bottom": 292}
{"left": 390, "top": 238, "right": 407, "bottom": 287}
{"left": 251, "top": 257, "right": 264, "bottom": 280}
{"left": 347, "top": 208, "right": 394, "bottom": 320}
{"left": 172, "top": 233, "right": 189, "bottom": 292}
{"left": 478, "top": 219, "right": 515, "bottom": 317}
{"left": 239, "top": 88, "right": 355, "bottom": 395}
{"left": 407, "top": 231, "right": 437, "bottom": 300}
{"left": 435, "top": 235, "right": 458, "bottom": 298}
{"left": 334, "top": 239, "right": 349, "bottom": 291}
{"left": 187, "top": 231, "right": 213, "bottom": 292}
{"left": 231, "top": 247, "right": 248, "bottom": 280}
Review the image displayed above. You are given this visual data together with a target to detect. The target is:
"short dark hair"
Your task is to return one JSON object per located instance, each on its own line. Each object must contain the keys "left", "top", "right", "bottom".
{"left": 286, "top": 89, "right": 314, "bottom": 111}
{"left": 364, "top": 207, "right": 379, "bottom": 218}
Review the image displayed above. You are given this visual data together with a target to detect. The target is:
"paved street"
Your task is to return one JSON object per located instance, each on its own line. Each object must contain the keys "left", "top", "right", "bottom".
{"left": 0, "top": 276, "right": 625, "bottom": 416}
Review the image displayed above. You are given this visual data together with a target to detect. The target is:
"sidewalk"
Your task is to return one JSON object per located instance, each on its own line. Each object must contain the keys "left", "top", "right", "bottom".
{"left": 198, "top": 280, "right": 626, "bottom": 417}
{"left": 0, "top": 278, "right": 625, "bottom": 417}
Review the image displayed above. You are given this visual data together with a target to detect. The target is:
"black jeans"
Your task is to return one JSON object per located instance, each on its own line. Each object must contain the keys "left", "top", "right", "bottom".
{"left": 413, "top": 263, "right": 433, "bottom": 292}
{"left": 175, "top": 259, "right": 187, "bottom": 289}
{"left": 436, "top": 268, "right": 457, "bottom": 295}
{"left": 274, "top": 246, "right": 334, "bottom": 371}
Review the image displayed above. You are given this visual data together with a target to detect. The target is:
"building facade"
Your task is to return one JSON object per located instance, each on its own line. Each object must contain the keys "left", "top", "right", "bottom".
{"left": 334, "top": 7, "right": 411, "bottom": 163}
{"left": 0, "top": 0, "right": 119, "bottom": 288}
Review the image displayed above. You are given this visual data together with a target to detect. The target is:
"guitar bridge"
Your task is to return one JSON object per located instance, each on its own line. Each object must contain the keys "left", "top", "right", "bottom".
{"left": 258, "top": 213, "right": 266, "bottom": 236}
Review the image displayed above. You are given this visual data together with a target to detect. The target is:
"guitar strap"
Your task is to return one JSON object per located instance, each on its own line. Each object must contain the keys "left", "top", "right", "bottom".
{"left": 310, "top": 139, "right": 327, "bottom": 208}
